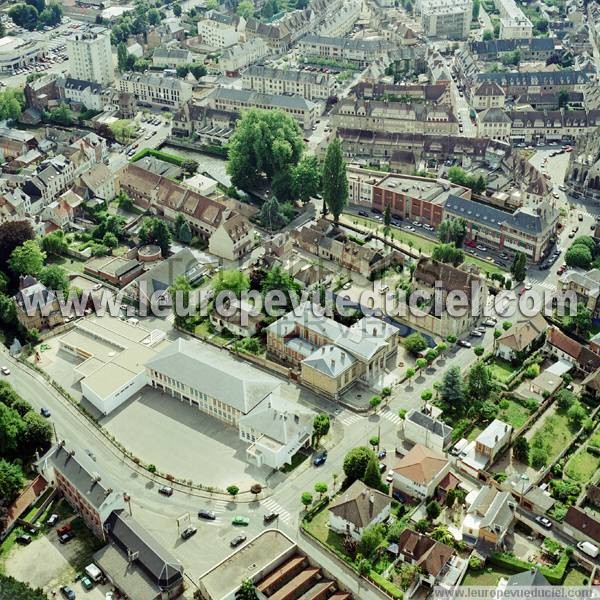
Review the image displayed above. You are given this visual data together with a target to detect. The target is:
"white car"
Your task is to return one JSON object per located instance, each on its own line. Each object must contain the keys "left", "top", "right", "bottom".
{"left": 385, "top": 470, "right": 394, "bottom": 484}
{"left": 1, "top": 366, "right": 10, "bottom": 375}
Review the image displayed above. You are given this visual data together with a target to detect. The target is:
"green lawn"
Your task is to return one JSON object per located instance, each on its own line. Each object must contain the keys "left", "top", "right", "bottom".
{"left": 468, "top": 425, "right": 484, "bottom": 441}
{"left": 563, "top": 566, "right": 590, "bottom": 586}
{"left": 497, "top": 399, "right": 531, "bottom": 429}
{"left": 47, "top": 255, "right": 85, "bottom": 274}
{"left": 342, "top": 213, "right": 507, "bottom": 275}
{"left": 303, "top": 508, "right": 346, "bottom": 557}
{"left": 565, "top": 448, "right": 600, "bottom": 483}
{"left": 530, "top": 409, "right": 577, "bottom": 467}
{"left": 488, "top": 359, "right": 518, "bottom": 383}
{"left": 462, "top": 566, "right": 516, "bottom": 586}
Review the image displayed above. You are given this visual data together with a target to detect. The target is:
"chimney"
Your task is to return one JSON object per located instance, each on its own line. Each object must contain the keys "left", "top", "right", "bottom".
{"left": 373, "top": 327, "right": 377, "bottom": 336}
{"left": 331, "top": 359, "right": 336, "bottom": 369}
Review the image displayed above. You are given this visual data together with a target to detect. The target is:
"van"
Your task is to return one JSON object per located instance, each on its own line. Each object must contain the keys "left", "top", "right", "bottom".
{"left": 577, "top": 541, "right": 599, "bottom": 558}
{"left": 85, "top": 563, "right": 103, "bottom": 583}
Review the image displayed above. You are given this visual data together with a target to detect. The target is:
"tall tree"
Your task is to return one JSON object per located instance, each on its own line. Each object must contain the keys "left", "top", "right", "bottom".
{"left": 510, "top": 251, "right": 527, "bottom": 283}
{"left": 440, "top": 366, "right": 466, "bottom": 416}
{"left": 117, "top": 42, "right": 128, "bottom": 72}
{"left": 363, "top": 454, "right": 384, "bottom": 490}
{"left": 322, "top": 137, "right": 348, "bottom": 224}
{"left": 343, "top": 446, "right": 375, "bottom": 482}
{"left": 39, "top": 265, "right": 69, "bottom": 294}
{"left": 312, "top": 413, "right": 330, "bottom": 446}
{"left": 139, "top": 217, "right": 172, "bottom": 255}
{"left": 384, "top": 203, "right": 391, "bottom": 237}
{"left": 0, "top": 459, "right": 24, "bottom": 503}
{"left": 213, "top": 269, "right": 250, "bottom": 298}
{"left": 291, "top": 155, "right": 321, "bottom": 203}
{"left": 169, "top": 275, "right": 192, "bottom": 328}
{"left": 467, "top": 362, "right": 492, "bottom": 400}
{"left": 8, "top": 240, "right": 45, "bottom": 277}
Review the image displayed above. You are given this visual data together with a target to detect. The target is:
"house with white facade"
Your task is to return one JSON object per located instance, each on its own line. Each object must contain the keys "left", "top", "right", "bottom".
{"left": 392, "top": 444, "right": 450, "bottom": 501}
{"left": 328, "top": 481, "right": 391, "bottom": 540}
{"left": 458, "top": 419, "right": 512, "bottom": 477}
{"left": 403, "top": 409, "right": 453, "bottom": 453}
{"left": 197, "top": 11, "right": 246, "bottom": 49}
{"left": 208, "top": 212, "right": 255, "bottom": 261}
{"left": 463, "top": 486, "right": 516, "bottom": 547}
{"left": 496, "top": 314, "right": 547, "bottom": 362}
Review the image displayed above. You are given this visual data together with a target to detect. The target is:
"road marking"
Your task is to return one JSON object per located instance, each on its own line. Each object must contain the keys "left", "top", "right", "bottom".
{"left": 380, "top": 409, "right": 402, "bottom": 425}
{"left": 527, "top": 277, "right": 557, "bottom": 292}
{"left": 262, "top": 498, "right": 292, "bottom": 523}
{"left": 337, "top": 411, "right": 365, "bottom": 426}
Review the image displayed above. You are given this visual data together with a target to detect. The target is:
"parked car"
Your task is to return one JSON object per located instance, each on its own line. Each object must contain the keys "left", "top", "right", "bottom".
{"left": 358, "top": 210, "right": 369, "bottom": 217}
{"left": 198, "top": 510, "right": 216, "bottom": 520}
{"left": 263, "top": 512, "right": 279, "bottom": 524}
{"left": 232, "top": 516, "right": 250, "bottom": 526}
{"left": 458, "top": 340, "right": 472, "bottom": 348}
{"left": 158, "top": 486, "right": 173, "bottom": 496}
{"left": 579, "top": 213, "right": 584, "bottom": 221}
{"left": 40, "top": 407, "right": 51, "bottom": 418}
{"left": 378, "top": 449, "right": 387, "bottom": 459}
{"left": 16, "top": 534, "right": 32, "bottom": 545}
{"left": 230, "top": 534, "right": 247, "bottom": 547}
{"left": 1, "top": 366, "right": 10, "bottom": 375}
{"left": 379, "top": 462, "right": 387, "bottom": 473}
{"left": 60, "top": 586, "right": 76, "bottom": 600}
{"left": 385, "top": 470, "right": 394, "bottom": 484}
{"left": 57, "top": 524, "right": 72, "bottom": 536}
{"left": 46, "top": 513, "right": 59, "bottom": 526}
{"left": 181, "top": 526, "right": 197, "bottom": 540}
{"left": 535, "top": 515, "right": 552, "bottom": 529}
{"left": 313, "top": 451, "right": 327, "bottom": 466}
{"left": 482, "top": 318, "right": 496, "bottom": 327}
{"left": 59, "top": 531, "right": 74, "bottom": 544}
{"left": 81, "top": 576, "right": 94, "bottom": 590}
{"left": 470, "top": 330, "right": 483, "bottom": 337}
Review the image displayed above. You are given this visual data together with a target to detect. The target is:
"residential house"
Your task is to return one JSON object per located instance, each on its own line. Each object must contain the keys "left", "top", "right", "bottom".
{"left": 0, "top": 127, "right": 37, "bottom": 160}
{"left": 209, "top": 298, "right": 261, "bottom": 338}
{"left": 117, "top": 73, "right": 193, "bottom": 110}
{"left": 298, "top": 35, "right": 393, "bottom": 68}
{"left": 220, "top": 38, "right": 269, "bottom": 77}
{"left": 458, "top": 420, "right": 512, "bottom": 477}
{"left": 392, "top": 444, "right": 450, "bottom": 501}
{"left": 404, "top": 258, "right": 487, "bottom": 339}
{"left": 37, "top": 443, "right": 125, "bottom": 540}
{"left": 208, "top": 212, "right": 255, "bottom": 261}
{"left": 472, "top": 82, "right": 506, "bottom": 110}
{"left": 477, "top": 107, "right": 512, "bottom": 141}
{"left": 60, "top": 78, "right": 104, "bottom": 111}
{"left": 496, "top": 314, "right": 547, "bottom": 361}
{"left": 13, "top": 276, "right": 64, "bottom": 331}
{"left": 394, "top": 529, "right": 455, "bottom": 589}
{"left": 560, "top": 269, "right": 600, "bottom": 320}
{"left": 564, "top": 507, "right": 600, "bottom": 546}
{"left": 238, "top": 397, "right": 314, "bottom": 470}
{"left": 197, "top": 11, "right": 246, "bottom": 49}
{"left": 546, "top": 326, "right": 600, "bottom": 374}
{"left": 79, "top": 163, "right": 117, "bottom": 202}
{"left": 403, "top": 408, "right": 453, "bottom": 453}
{"left": 462, "top": 486, "right": 516, "bottom": 547}
{"left": 328, "top": 481, "right": 391, "bottom": 540}
{"left": 152, "top": 45, "right": 194, "bottom": 69}
{"left": 501, "top": 569, "right": 551, "bottom": 588}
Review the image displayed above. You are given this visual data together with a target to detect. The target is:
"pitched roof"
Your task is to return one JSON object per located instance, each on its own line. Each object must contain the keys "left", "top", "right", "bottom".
{"left": 393, "top": 444, "right": 448, "bottom": 484}
{"left": 565, "top": 506, "right": 600, "bottom": 543}
{"left": 507, "top": 569, "right": 551, "bottom": 587}
{"left": 498, "top": 314, "right": 547, "bottom": 351}
{"left": 396, "top": 529, "right": 454, "bottom": 577}
{"left": 406, "top": 409, "right": 453, "bottom": 441}
{"left": 546, "top": 326, "right": 582, "bottom": 359}
{"left": 302, "top": 344, "right": 356, "bottom": 378}
{"left": 329, "top": 480, "right": 391, "bottom": 529}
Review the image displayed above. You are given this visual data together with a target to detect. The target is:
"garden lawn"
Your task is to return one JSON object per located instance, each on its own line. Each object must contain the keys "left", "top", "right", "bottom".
{"left": 565, "top": 447, "right": 600, "bottom": 483}
{"left": 462, "top": 566, "right": 516, "bottom": 586}
{"left": 530, "top": 409, "right": 577, "bottom": 467}
{"left": 47, "top": 255, "right": 85, "bottom": 274}
{"left": 303, "top": 508, "right": 346, "bottom": 557}
{"left": 488, "top": 359, "right": 518, "bottom": 383}
{"left": 497, "top": 399, "right": 531, "bottom": 429}
{"left": 563, "top": 566, "right": 590, "bottom": 586}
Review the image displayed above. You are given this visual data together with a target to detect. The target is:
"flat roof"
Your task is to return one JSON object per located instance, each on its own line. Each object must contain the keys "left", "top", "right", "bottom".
{"left": 199, "top": 530, "right": 295, "bottom": 600}
{"left": 376, "top": 175, "right": 456, "bottom": 205}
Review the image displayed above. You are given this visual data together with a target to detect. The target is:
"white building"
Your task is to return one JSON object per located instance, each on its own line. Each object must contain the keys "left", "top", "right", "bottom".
{"left": 403, "top": 409, "right": 453, "bottom": 453}
{"left": 117, "top": 73, "right": 193, "bottom": 110}
{"left": 496, "top": 0, "right": 532, "bottom": 38}
{"left": 317, "top": 0, "right": 361, "bottom": 37}
{"left": 458, "top": 419, "right": 512, "bottom": 477}
{"left": 61, "top": 78, "right": 104, "bottom": 111}
{"left": 197, "top": 11, "right": 246, "bottom": 49}
{"left": 66, "top": 28, "right": 115, "bottom": 86}
{"left": 0, "top": 35, "right": 43, "bottom": 73}
{"left": 420, "top": 0, "right": 472, "bottom": 40}
{"left": 152, "top": 46, "right": 194, "bottom": 69}
{"left": 220, "top": 38, "right": 269, "bottom": 76}
{"left": 238, "top": 397, "right": 314, "bottom": 470}
{"left": 392, "top": 444, "right": 450, "bottom": 501}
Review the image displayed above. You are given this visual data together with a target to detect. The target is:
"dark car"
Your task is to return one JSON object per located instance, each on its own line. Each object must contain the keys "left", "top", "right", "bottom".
{"left": 379, "top": 462, "right": 387, "bottom": 473}
{"left": 40, "top": 407, "right": 51, "bottom": 418}
{"left": 181, "top": 526, "right": 197, "bottom": 540}
{"left": 313, "top": 451, "right": 327, "bottom": 466}
{"left": 60, "top": 586, "right": 76, "bottom": 600}
{"left": 198, "top": 509, "right": 216, "bottom": 520}
{"left": 264, "top": 512, "right": 279, "bottom": 524}
{"left": 230, "top": 534, "right": 247, "bottom": 548}
{"left": 535, "top": 515, "right": 552, "bottom": 529}
{"left": 158, "top": 486, "right": 173, "bottom": 496}
{"left": 59, "top": 531, "right": 74, "bottom": 544}
{"left": 378, "top": 449, "right": 387, "bottom": 459}
{"left": 358, "top": 210, "right": 369, "bottom": 217}
{"left": 16, "top": 534, "right": 32, "bottom": 545}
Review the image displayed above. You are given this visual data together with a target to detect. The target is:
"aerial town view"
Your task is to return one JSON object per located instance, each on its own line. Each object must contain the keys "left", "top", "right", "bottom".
{"left": 2, "top": 0, "right": 600, "bottom": 598}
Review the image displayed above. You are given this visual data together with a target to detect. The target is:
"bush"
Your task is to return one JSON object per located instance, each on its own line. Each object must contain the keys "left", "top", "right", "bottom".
{"left": 469, "top": 556, "right": 484, "bottom": 570}
{"left": 369, "top": 571, "right": 403, "bottom": 599}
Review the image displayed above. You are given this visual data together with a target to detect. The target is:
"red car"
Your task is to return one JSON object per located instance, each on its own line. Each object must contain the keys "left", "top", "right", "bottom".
{"left": 56, "top": 524, "right": 72, "bottom": 536}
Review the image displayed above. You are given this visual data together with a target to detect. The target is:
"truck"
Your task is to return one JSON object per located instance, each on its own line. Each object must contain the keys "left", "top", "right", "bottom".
{"left": 84, "top": 563, "right": 103, "bottom": 583}
{"left": 577, "top": 541, "right": 599, "bottom": 558}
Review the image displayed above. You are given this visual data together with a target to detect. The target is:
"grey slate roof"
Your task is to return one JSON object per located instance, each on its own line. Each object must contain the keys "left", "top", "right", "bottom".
{"left": 406, "top": 409, "right": 453, "bottom": 441}
{"left": 475, "top": 69, "right": 590, "bottom": 87}
{"left": 243, "top": 65, "right": 331, "bottom": 85}
{"left": 471, "top": 37, "right": 555, "bottom": 55}
{"left": 210, "top": 87, "right": 316, "bottom": 111}
{"left": 104, "top": 510, "right": 183, "bottom": 590}
{"left": 145, "top": 338, "right": 280, "bottom": 414}
{"left": 302, "top": 344, "right": 356, "bottom": 377}
{"left": 507, "top": 569, "right": 551, "bottom": 587}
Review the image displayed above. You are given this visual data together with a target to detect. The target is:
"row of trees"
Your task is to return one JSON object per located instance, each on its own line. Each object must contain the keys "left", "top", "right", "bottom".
{"left": 111, "top": 0, "right": 163, "bottom": 45}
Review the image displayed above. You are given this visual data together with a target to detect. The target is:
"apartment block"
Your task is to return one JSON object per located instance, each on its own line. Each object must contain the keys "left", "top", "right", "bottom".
{"left": 117, "top": 73, "right": 193, "bottom": 110}
{"left": 298, "top": 35, "right": 392, "bottom": 68}
{"left": 242, "top": 65, "right": 336, "bottom": 100}
{"left": 197, "top": 11, "right": 245, "bottom": 48}
{"left": 220, "top": 38, "right": 269, "bottom": 76}
{"left": 421, "top": 0, "right": 472, "bottom": 40}
{"left": 66, "top": 28, "right": 114, "bottom": 86}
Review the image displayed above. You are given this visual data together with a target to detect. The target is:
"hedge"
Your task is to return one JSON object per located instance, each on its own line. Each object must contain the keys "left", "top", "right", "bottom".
{"left": 490, "top": 549, "right": 571, "bottom": 585}
{"left": 369, "top": 571, "right": 404, "bottom": 599}
{"left": 130, "top": 148, "right": 187, "bottom": 166}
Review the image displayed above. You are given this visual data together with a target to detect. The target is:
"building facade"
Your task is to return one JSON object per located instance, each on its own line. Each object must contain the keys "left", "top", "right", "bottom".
{"left": 66, "top": 28, "right": 114, "bottom": 86}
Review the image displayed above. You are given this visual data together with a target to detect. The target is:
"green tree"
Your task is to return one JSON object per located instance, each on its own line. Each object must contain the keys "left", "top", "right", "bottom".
{"left": 44, "top": 103, "right": 73, "bottom": 126}
{"left": 103, "top": 232, "right": 119, "bottom": 249}
{"left": 562, "top": 303, "right": 592, "bottom": 337}
{"left": 343, "top": 446, "right": 375, "bottom": 482}
{"left": 0, "top": 459, "right": 24, "bottom": 503}
{"left": 148, "top": 7, "right": 161, "bottom": 25}
{"left": 22, "top": 411, "right": 52, "bottom": 455}
{"left": 565, "top": 244, "right": 592, "bottom": 269}
{"left": 312, "top": 413, "right": 330, "bottom": 446}
{"left": 0, "top": 293, "right": 16, "bottom": 325}
{"left": 440, "top": 366, "right": 466, "bottom": 416}
{"left": 236, "top": 0, "right": 255, "bottom": 17}
{"left": 0, "top": 403, "right": 24, "bottom": 457}
{"left": 404, "top": 332, "right": 427, "bottom": 354}
{"left": 109, "top": 119, "right": 136, "bottom": 143}
{"left": 39, "top": 265, "right": 69, "bottom": 294}
{"left": 213, "top": 269, "right": 250, "bottom": 298}
{"left": 301, "top": 491, "right": 313, "bottom": 510}
{"left": 369, "top": 395, "right": 382, "bottom": 413}
{"left": 567, "top": 401, "right": 586, "bottom": 428}
{"left": 556, "top": 389, "right": 577, "bottom": 410}
{"left": 259, "top": 196, "right": 288, "bottom": 230}
{"left": 558, "top": 90, "right": 569, "bottom": 108}
{"left": 261, "top": 264, "right": 300, "bottom": 310}
{"left": 291, "top": 155, "right": 321, "bottom": 202}
{"left": 9, "top": 3, "right": 39, "bottom": 31}
{"left": 432, "top": 243, "right": 464, "bottom": 266}
{"left": 421, "top": 389, "right": 433, "bottom": 402}
{"left": 468, "top": 362, "right": 492, "bottom": 400}
{"left": 314, "top": 481, "right": 328, "bottom": 498}
{"left": 0, "top": 88, "right": 25, "bottom": 121}
{"left": 415, "top": 518, "right": 428, "bottom": 533}
{"left": 168, "top": 275, "right": 192, "bottom": 328}
{"left": 178, "top": 221, "right": 192, "bottom": 244}
{"left": 510, "top": 251, "right": 527, "bottom": 283}
{"left": 359, "top": 523, "right": 384, "bottom": 558}
{"left": 472, "top": 0, "right": 480, "bottom": 19}
{"left": 363, "top": 454, "right": 384, "bottom": 490}
{"left": 513, "top": 436, "right": 529, "bottom": 464}
{"left": 40, "top": 230, "right": 68, "bottom": 256}
{"left": 227, "top": 109, "right": 304, "bottom": 190}
{"left": 322, "top": 137, "right": 348, "bottom": 224}
{"left": 0, "top": 574, "right": 47, "bottom": 599}
{"left": 416, "top": 357, "right": 427, "bottom": 371}
{"left": 117, "top": 42, "right": 128, "bottom": 72}
{"left": 139, "top": 217, "right": 172, "bottom": 255}
{"left": 236, "top": 578, "right": 258, "bottom": 600}
{"left": 383, "top": 203, "right": 391, "bottom": 237}
{"left": 9, "top": 240, "right": 45, "bottom": 276}
{"left": 405, "top": 367, "right": 415, "bottom": 384}
{"left": 227, "top": 485, "right": 240, "bottom": 499}
{"left": 426, "top": 500, "right": 441, "bottom": 520}
{"left": 483, "top": 29, "right": 494, "bottom": 40}
{"left": 173, "top": 3, "right": 182, "bottom": 16}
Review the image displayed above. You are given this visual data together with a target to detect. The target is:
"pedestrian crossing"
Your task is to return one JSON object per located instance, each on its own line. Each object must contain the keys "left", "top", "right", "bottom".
{"left": 337, "top": 411, "right": 365, "bottom": 426}
{"left": 380, "top": 408, "right": 403, "bottom": 426}
{"left": 527, "top": 277, "right": 557, "bottom": 292}
{"left": 262, "top": 497, "right": 292, "bottom": 524}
